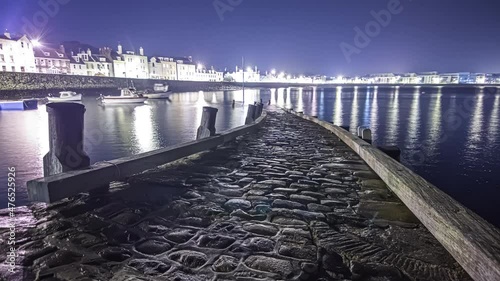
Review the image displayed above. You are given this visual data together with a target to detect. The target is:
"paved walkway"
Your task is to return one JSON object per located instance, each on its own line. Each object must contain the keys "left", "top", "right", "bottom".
{"left": 2, "top": 108, "right": 470, "bottom": 281}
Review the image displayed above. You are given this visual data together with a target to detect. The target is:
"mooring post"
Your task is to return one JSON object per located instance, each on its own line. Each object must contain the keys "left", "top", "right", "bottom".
{"left": 268, "top": 100, "right": 271, "bottom": 105}
{"left": 256, "top": 103, "right": 263, "bottom": 118}
{"left": 245, "top": 104, "right": 257, "bottom": 125}
{"left": 357, "top": 126, "right": 364, "bottom": 138}
{"left": 196, "top": 106, "right": 218, "bottom": 140}
{"left": 43, "top": 103, "right": 90, "bottom": 177}
{"left": 232, "top": 100, "right": 235, "bottom": 108}
{"left": 377, "top": 146, "right": 401, "bottom": 162}
{"left": 361, "top": 128, "right": 372, "bottom": 144}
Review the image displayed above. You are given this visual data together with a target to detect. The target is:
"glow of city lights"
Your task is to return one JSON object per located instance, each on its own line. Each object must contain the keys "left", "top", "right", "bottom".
{"left": 246, "top": 67, "right": 252, "bottom": 72}
{"left": 271, "top": 69, "right": 276, "bottom": 75}
{"left": 197, "top": 64, "right": 204, "bottom": 70}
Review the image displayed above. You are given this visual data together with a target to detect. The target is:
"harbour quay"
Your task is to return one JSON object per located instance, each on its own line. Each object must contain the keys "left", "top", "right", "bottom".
{"left": 2, "top": 103, "right": 498, "bottom": 281}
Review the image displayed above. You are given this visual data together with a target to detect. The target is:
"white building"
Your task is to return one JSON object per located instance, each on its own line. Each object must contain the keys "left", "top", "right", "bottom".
{"left": 369, "top": 73, "right": 398, "bottom": 84}
{"left": 34, "top": 46, "right": 70, "bottom": 74}
{"left": 113, "top": 44, "right": 149, "bottom": 78}
{"left": 69, "top": 49, "right": 113, "bottom": 77}
{"left": 0, "top": 32, "right": 36, "bottom": 73}
{"left": 176, "top": 57, "right": 196, "bottom": 81}
{"left": 149, "top": 56, "right": 177, "bottom": 80}
{"left": 68, "top": 55, "right": 87, "bottom": 76}
{"left": 194, "top": 66, "right": 224, "bottom": 82}
{"left": 399, "top": 73, "right": 421, "bottom": 84}
{"left": 229, "top": 66, "right": 261, "bottom": 82}
{"left": 418, "top": 72, "right": 440, "bottom": 84}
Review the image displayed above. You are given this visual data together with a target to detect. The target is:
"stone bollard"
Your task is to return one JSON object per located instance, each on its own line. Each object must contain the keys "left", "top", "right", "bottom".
{"left": 43, "top": 103, "right": 90, "bottom": 177}
{"left": 361, "top": 128, "right": 372, "bottom": 144}
{"left": 196, "top": 107, "right": 218, "bottom": 140}
{"left": 245, "top": 104, "right": 257, "bottom": 125}
{"left": 357, "top": 126, "right": 365, "bottom": 138}
{"left": 232, "top": 100, "right": 235, "bottom": 108}
{"left": 256, "top": 103, "right": 263, "bottom": 118}
{"left": 378, "top": 146, "right": 401, "bottom": 162}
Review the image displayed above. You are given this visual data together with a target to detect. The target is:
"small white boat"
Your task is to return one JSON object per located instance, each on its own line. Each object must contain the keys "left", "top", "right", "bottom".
{"left": 47, "top": 91, "right": 82, "bottom": 102}
{"left": 143, "top": 84, "right": 170, "bottom": 99}
{"left": 98, "top": 88, "right": 148, "bottom": 104}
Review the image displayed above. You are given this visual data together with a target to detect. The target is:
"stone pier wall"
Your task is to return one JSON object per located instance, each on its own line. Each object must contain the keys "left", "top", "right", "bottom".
{"left": 0, "top": 72, "right": 237, "bottom": 99}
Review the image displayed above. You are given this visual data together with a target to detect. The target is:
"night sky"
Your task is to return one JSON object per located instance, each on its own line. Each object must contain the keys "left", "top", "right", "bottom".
{"left": 1, "top": 0, "right": 499, "bottom": 76}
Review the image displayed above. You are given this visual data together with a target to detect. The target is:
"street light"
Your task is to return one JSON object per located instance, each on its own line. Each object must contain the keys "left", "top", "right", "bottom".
{"left": 271, "top": 69, "right": 276, "bottom": 75}
{"left": 32, "top": 39, "right": 41, "bottom": 47}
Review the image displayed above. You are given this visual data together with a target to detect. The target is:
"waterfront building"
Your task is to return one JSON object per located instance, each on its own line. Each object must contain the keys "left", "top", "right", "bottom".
{"left": 194, "top": 66, "right": 224, "bottom": 82}
{"left": 176, "top": 57, "right": 196, "bottom": 81}
{"left": 418, "top": 72, "right": 440, "bottom": 84}
{"left": 0, "top": 31, "right": 36, "bottom": 73}
{"left": 113, "top": 44, "right": 149, "bottom": 79}
{"left": 68, "top": 55, "right": 87, "bottom": 76}
{"left": 70, "top": 48, "right": 114, "bottom": 77}
{"left": 149, "top": 56, "right": 177, "bottom": 80}
{"left": 369, "top": 73, "right": 398, "bottom": 84}
{"left": 229, "top": 66, "right": 261, "bottom": 83}
{"left": 399, "top": 73, "right": 421, "bottom": 84}
{"left": 34, "top": 45, "right": 70, "bottom": 74}
{"left": 439, "top": 72, "right": 477, "bottom": 84}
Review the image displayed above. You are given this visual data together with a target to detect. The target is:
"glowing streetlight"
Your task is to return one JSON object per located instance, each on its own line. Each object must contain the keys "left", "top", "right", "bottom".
{"left": 197, "top": 64, "right": 204, "bottom": 70}
{"left": 32, "top": 39, "right": 41, "bottom": 47}
{"left": 246, "top": 67, "right": 252, "bottom": 73}
{"left": 271, "top": 69, "right": 276, "bottom": 75}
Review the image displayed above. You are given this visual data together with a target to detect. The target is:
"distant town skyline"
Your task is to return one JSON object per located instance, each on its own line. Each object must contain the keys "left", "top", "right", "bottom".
{"left": 1, "top": 0, "right": 500, "bottom": 76}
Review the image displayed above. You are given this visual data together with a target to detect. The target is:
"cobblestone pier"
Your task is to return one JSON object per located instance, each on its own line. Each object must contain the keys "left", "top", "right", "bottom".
{"left": 1, "top": 108, "right": 470, "bottom": 281}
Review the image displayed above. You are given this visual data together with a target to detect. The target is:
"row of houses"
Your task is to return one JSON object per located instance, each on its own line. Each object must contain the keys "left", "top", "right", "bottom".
{"left": 0, "top": 32, "right": 224, "bottom": 82}
{"left": 359, "top": 72, "right": 497, "bottom": 85}
{"left": 1, "top": 31, "right": 499, "bottom": 84}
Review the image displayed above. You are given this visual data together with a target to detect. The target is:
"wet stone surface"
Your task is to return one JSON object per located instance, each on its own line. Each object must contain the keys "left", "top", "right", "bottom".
{"left": 1, "top": 108, "right": 471, "bottom": 280}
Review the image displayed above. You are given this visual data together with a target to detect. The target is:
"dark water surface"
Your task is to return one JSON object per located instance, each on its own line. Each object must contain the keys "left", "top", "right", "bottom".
{"left": 1, "top": 87, "right": 499, "bottom": 227}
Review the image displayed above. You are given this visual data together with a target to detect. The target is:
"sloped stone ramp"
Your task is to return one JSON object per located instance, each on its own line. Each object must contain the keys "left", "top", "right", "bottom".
{"left": 0, "top": 108, "right": 471, "bottom": 281}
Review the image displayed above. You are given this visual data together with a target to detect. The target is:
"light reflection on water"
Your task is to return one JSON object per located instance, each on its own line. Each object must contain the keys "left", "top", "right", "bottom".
{"left": 0, "top": 87, "right": 499, "bottom": 227}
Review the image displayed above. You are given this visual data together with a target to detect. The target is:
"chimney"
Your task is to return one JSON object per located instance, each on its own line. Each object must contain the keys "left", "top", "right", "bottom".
{"left": 4, "top": 30, "right": 10, "bottom": 39}
{"left": 139, "top": 47, "right": 144, "bottom": 56}
{"left": 117, "top": 43, "right": 122, "bottom": 55}
{"left": 60, "top": 44, "right": 65, "bottom": 54}
{"left": 188, "top": 56, "right": 193, "bottom": 62}
{"left": 87, "top": 48, "right": 92, "bottom": 55}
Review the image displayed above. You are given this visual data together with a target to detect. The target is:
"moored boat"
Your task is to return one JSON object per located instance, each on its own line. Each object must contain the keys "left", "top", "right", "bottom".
{"left": 143, "top": 84, "right": 170, "bottom": 99}
{"left": 0, "top": 99, "right": 38, "bottom": 111}
{"left": 97, "top": 88, "right": 148, "bottom": 104}
{"left": 47, "top": 91, "right": 82, "bottom": 102}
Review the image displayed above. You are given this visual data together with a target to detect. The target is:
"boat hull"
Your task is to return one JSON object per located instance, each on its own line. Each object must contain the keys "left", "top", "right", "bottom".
{"left": 100, "top": 97, "right": 148, "bottom": 104}
{"left": 143, "top": 92, "right": 170, "bottom": 99}
{"left": 47, "top": 94, "right": 82, "bottom": 102}
{"left": 0, "top": 99, "right": 38, "bottom": 111}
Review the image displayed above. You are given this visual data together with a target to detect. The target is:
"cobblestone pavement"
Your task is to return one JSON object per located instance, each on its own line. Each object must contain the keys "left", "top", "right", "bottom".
{"left": 0, "top": 108, "right": 471, "bottom": 281}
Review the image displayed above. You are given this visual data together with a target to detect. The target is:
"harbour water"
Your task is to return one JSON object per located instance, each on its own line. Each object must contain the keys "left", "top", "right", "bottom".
{"left": 0, "top": 87, "right": 499, "bottom": 227}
